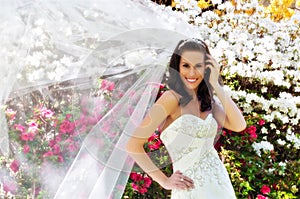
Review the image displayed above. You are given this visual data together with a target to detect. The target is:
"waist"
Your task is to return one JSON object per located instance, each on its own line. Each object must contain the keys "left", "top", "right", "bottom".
{"left": 172, "top": 147, "right": 218, "bottom": 171}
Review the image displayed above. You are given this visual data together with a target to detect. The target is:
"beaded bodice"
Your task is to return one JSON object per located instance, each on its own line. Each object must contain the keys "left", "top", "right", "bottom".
{"left": 160, "top": 113, "right": 218, "bottom": 166}
{"left": 160, "top": 113, "right": 229, "bottom": 187}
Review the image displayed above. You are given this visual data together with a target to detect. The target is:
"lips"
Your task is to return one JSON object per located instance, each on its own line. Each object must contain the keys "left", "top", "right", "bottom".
{"left": 186, "top": 78, "right": 198, "bottom": 83}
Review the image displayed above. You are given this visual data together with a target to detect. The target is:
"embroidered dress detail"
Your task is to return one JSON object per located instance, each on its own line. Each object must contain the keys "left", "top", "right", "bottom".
{"left": 160, "top": 114, "right": 236, "bottom": 199}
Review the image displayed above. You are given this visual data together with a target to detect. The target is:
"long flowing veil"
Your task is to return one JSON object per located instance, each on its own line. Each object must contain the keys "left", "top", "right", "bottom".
{"left": 0, "top": 0, "right": 202, "bottom": 198}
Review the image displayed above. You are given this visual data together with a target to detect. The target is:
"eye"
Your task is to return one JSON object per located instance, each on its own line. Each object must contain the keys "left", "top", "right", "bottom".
{"left": 182, "top": 64, "right": 189, "bottom": 68}
{"left": 195, "top": 64, "right": 203, "bottom": 68}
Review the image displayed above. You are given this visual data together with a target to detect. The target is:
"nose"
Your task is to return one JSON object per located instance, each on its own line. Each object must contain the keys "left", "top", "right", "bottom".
{"left": 189, "top": 66, "right": 197, "bottom": 76}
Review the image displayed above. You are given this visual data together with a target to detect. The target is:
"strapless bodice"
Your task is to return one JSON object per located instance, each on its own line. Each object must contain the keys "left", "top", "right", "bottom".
{"left": 160, "top": 113, "right": 218, "bottom": 169}
{"left": 160, "top": 113, "right": 236, "bottom": 199}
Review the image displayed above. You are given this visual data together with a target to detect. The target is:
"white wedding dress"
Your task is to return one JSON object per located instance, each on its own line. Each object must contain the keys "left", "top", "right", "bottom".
{"left": 160, "top": 113, "right": 236, "bottom": 199}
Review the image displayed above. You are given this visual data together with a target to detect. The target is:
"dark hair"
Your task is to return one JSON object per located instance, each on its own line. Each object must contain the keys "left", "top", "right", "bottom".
{"left": 167, "top": 39, "right": 219, "bottom": 112}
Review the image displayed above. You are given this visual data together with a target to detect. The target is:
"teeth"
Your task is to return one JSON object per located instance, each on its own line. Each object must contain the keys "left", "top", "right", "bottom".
{"left": 186, "top": 78, "right": 197, "bottom": 83}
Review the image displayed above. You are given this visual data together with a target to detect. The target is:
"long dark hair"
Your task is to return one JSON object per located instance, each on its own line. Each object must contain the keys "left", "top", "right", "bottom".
{"left": 167, "top": 39, "right": 220, "bottom": 112}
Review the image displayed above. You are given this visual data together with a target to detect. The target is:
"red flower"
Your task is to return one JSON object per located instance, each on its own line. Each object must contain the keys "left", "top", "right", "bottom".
{"left": 147, "top": 133, "right": 162, "bottom": 151}
{"left": 258, "top": 119, "right": 265, "bottom": 126}
{"left": 138, "top": 187, "right": 148, "bottom": 194}
{"left": 23, "top": 145, "right": 30, "bottom": 154}
{"left": 261, "top": 185, "right": 271, "bottom": 195}
{"left": 222, "top": 130, "right": 227, "bottom": 136}
{"left": 257, "top": 194, "right": 267, "bottom": 199}
{"left": 59, "top": 119, "right": 75, "bottom": 134}
{"left": 131, "top": 183, "right": 139, "bottom": 191}
{"left": 246, "top": 125, "right": 257, "bottom": 141}
{"left": 144, "top": 177, "right": 152, "bottom": 187}
{"left": 130, "top": 172, "right": 143, "bottom": 181}
{"left": 10, "top": 160, "right": 20, "bottom": 173}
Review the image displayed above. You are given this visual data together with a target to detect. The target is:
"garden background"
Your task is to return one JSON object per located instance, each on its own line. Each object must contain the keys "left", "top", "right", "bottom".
{"left": 0, "top": 0, "right": 299, "bottom": 198}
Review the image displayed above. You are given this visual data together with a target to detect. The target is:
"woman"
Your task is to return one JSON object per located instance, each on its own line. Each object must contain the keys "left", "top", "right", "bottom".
{"left": 126, "top": 39, "right": 246, "bottom": 198}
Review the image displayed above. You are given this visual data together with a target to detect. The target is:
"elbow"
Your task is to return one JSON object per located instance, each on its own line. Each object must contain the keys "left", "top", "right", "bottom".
{"left": 126, "top": 138, "right": 144, "bottom": 154}
{"left": 235, "top": 119, "right": 247, "bottom": 132}
{"left": 126, "top": 139, "right": 134, "bottom": 154}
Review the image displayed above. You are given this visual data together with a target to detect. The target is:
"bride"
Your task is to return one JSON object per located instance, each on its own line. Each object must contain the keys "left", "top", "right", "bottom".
{"left": 126, "top": 39, "right": 246, "bottom": 198}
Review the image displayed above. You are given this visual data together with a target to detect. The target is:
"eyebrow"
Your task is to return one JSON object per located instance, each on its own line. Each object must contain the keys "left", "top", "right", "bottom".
{"left": 181, "top": 62, "right": 204, "bottom": 65}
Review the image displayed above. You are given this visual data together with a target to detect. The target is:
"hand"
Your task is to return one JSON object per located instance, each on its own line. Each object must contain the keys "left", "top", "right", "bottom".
{"left": 205, "top": 54, "right": 221, "bottom": 89}
{"left": 160, "top": 170, "right": 194, "bottom": 190}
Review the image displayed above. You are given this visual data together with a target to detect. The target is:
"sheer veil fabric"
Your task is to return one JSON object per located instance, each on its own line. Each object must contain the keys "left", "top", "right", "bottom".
{"left": 0, "top": 0, "right": 205, "bottom": 198}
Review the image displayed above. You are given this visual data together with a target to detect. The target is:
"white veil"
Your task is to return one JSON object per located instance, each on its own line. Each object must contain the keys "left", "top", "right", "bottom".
{"left": 1, "top": 0, "right": 202, "bottom": 198}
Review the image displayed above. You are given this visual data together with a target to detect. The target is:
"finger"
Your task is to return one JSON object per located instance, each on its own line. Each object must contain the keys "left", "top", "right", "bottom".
{"left": 181, "top": 176, "right": 194, "bottom": 185}
{"left": 180, "top": 178, "right": 194, "bottom": 189}
{"left": 174, "top": 170, "right": 183, "bottom": 175}
{"left": 173, "top": 182, "right": 189, "bottom": 190}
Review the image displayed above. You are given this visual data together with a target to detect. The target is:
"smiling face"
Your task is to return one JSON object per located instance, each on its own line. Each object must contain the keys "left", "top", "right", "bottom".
{"left": 179, "top": 50, "right": 205, "bottom": 92}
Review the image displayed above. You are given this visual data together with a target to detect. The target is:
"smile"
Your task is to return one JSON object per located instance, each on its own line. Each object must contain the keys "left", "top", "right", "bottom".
{"left": 186, "top": 78, "right": 198, "bottom": 83}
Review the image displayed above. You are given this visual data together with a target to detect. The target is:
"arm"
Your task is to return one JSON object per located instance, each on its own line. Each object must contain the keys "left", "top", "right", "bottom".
{"left": 126, "top": 90, "right": 194, "bottom": 190}
{"left": 212, "top": 87, "right": 246, "bottom": 132}
{"left": 206, "top": 54, "right": 246, "bottom": 132}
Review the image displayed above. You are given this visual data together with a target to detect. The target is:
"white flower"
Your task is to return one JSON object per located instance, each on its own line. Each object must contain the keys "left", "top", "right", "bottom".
{"left": 211, "top": 0, "right": 222, "bottom": 5}
{"left": 270, "top": 123, "right": 276, "bottom": 129}
{"left": 279, "top": 162, "right": 286, "bottom": 167}
{"left": 261, "top": 87, "right": 268, "bottom": 93}
{"left": 277, "top": 139, "right": 286, "bottom": 145}
{"left": 261, "top": 127, "right": 268, "bottom": 134}
{"left": 252, "top": 141, "right": 274, "bottom": 156}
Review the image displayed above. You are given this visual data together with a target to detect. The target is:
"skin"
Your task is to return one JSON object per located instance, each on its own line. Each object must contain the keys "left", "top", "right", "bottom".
{"left": 126, "top": 49, "right": 246, "bottom": 191}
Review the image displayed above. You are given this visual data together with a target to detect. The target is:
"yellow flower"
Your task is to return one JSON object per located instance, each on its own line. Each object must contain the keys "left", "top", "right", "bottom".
{"left": 265, "top": 0, "right": 296, "bottom": 21}
{"left": 197, "top": 0, "right": 211, "bottom": 9}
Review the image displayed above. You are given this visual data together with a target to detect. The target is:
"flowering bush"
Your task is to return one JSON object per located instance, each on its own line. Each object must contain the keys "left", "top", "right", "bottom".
{"left": 123, "top": 0, "right": 300, "bottom": 198}
{"left": 0, "top": 79, "right": 113, "bottom": 198}
{"left": 1, "top": 0, "right": 300, "bottom": 198}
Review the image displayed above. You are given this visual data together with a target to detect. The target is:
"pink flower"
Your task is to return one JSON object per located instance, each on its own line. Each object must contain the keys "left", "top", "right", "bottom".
{"left": 5, "top": 108, "right": 16, "bottom": 121}
{"left": 261, "top": 185, "right": 271, "bottom": 195}
{"left": 43, "top": 150, "right": 54, "bottom": 158}
{"left": 59, "top": 119, "right": 75, "bottom": 134}
{"left": 138, "top": 187, "right": 148, "bottom": 194}
{"left": 147, "top": 133, "right": 162, "bottom": 151}
{"left": 23, "top": 145, "right": 30, "bottom": 154}
{"left": 246, "top": 125, "right": 257, "bottom": 141}
{"left": 14, "top": 124, "right": 25, "bottom": 133}
{"left": 144, "top": 177, "right": 152, "bottom": 187}
{"left": 52, "top": 144, "right": 61, "bottom": 155}
{"left": 10, "top": 160, "right": 20, "bottom": 173}
{"left": 130, "top": 172, "right": 143, "bottom": 182}
{"left": 49, "top": 139, "right": 56, "bottom": 147}
{"left": 257, "top": 194, "right": 267, "bottom": 199}
{"left": 27, "top": 121, "right": 38, "bottom": 133}
{"left": 249, "top": 131, "right": 258, "bottom": 141}
{"left": 21, "top": 132, "right": 35, "bottom": 141}
{"left": 258, "top": 119, "right": 265, "bottom": 126}
{"left": 131, "top": 183, "right": 139, "bottom": 191}
{"left": 100, "top": 79, "right": 115, "bottom": 91}
{"left": 66, "top": 114, "right": 72, "bottom": 120}
{"left": 57, "top": 155, "right": 64, "bottom": 162}
{"left": 222, "top": 130, "right": 227, "bottom": 136}
{"left": 2, "top": 180, "right": 17, "bottom": 194}
{"left": 41, "top": 107, "right": 54, "bottom": 118}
